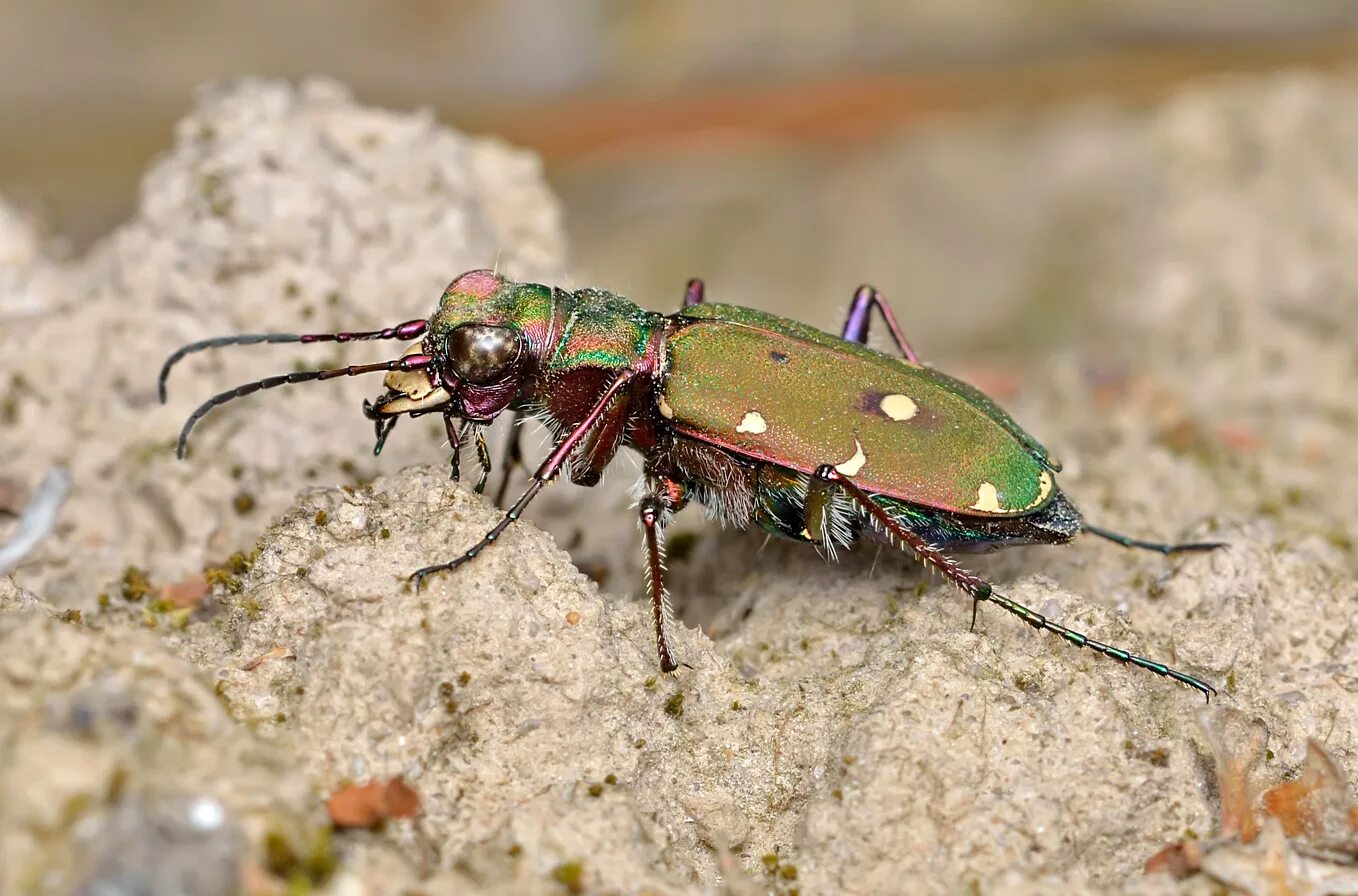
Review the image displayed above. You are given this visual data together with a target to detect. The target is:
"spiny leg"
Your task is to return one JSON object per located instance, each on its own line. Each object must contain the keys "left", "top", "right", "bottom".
{"left": 840, "top": 285, "right": 921, "bottom": 364}
{"left": 1084, "top": 523, "right": 1224, "bottom": 555}
{"left": 472, "top": 427, "right": 492, "bottom": 494}
{"left": 492, "top": 410, "right": 527, "bottom": 507}
{"left": 639, "top": 492, "right": 681, "bottom": 673}
{"left": 410, "top": 370, "right": 636, "bottom": 590}
{"left": 811, "top": 465, "right": 1216, "bottom": 701}
{"left": 441, "top": 413, "right": 466, "bottom": 482}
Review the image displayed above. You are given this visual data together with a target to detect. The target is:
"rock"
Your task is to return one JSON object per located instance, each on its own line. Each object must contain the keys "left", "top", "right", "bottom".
{"left": 4, "top": 70, "right": 1358, "bottom": 894}
{"left": 0, "top": 77, "right": 566, "bottom": 607}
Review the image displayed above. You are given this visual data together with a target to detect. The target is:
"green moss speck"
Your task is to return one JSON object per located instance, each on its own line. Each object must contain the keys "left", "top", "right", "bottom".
{"left": 204, "top": 567, "right": 243, "bottom": 594}
{"left": 550, "top": 860, "right": 585, "bottom": 893}
{"left": 233, "top": 492, "right": 256, "bottom": 514}
{"left": 458, "top": 671, "right": 472, "bottom": 686}
{"left": 262, "top": 825, "right": 336, "bottom": 887}
{"left": 760, "top": 853, "right": 779, "bottom": 871}
{"left": 643, "top": 676, "right": 657, "bottom": 689}
{"left": 120, "top": 566, "right": 153, "bottom": 602}
{"left": 663, "top": 692, "right": 685, "bottom": 717}
{"left": 779, "top": 864, "right": 798, "bottom": 881}
{"left": 587, "top": 783, "right": 604, "bottom": 798}
{"left": 603, "top": 773, "right": 617, "bottom": 785}
{"left": 379, "top": 527, "right": 391, "bottom": 540}
{"left": 314, "top": 510, "right": 329, "bottom": 526}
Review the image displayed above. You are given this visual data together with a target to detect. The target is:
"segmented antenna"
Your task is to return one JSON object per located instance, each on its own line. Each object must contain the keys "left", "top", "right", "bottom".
{"left": 176, "top": 355, "right": 432, "bottom": 458}
{"left": 158, "top": 319, "right": 428, "bottom": 402}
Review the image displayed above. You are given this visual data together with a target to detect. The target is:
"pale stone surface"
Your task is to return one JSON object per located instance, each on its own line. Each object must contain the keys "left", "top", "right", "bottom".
{"left": 4, "top": 73, "right": 1358, "bottom": 894}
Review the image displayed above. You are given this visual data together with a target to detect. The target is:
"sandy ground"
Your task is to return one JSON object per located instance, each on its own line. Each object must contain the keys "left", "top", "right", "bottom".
{"left": 3, "top": 76, "right": 1358, "bottom": 893}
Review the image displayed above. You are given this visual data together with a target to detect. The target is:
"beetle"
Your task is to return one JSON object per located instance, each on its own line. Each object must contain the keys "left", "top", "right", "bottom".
{"left": 160, "top": 270, "right": 1221, "bottom": 698}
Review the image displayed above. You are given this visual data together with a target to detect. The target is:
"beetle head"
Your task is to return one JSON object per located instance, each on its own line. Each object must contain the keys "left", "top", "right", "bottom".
{"left": 366, "top": 270, "right": 548, "bottom": 424}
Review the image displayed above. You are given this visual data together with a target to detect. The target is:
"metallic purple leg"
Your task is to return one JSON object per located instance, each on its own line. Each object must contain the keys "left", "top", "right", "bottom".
{"left": 683, "top": 279, "right": 705, "bottom": 308}
{"left": 410, "top": 370, "right": 636, "bottom": 589}
{"left": 841, "top": 286, "right": 921, "bottom": 364}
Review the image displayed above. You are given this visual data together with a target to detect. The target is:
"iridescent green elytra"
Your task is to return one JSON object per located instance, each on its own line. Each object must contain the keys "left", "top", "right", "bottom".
{"left": 162, "top": 270, "right": 1222, "bottom": 699}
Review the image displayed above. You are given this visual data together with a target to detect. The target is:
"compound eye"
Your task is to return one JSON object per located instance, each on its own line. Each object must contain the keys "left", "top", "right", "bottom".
{"left": 447, "top": 324, "right": 521, "bottom": 385}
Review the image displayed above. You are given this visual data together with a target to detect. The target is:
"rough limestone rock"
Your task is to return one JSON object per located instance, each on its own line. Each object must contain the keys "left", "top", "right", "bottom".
{"left": 0, "top": 76, "right": 566, "bottom": 607}
{"left": 4, "top": 73, "right": 1358, "bottom": 894}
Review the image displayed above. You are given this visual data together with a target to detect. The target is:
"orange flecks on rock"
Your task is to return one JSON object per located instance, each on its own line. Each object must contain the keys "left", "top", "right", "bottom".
{"left": 1217, "top": 421, "right": 1263, "bottom": 453}
{"left": 565, "top": 610, "right": 581, "bottom": 625}
{"left": 241, "top": 645, "right": 289, "bottom": 671}
{"left": 1144, "top": 840, "right": 1203, "bottom": 879}
{"left": 161, "top": 575, "right": 210, "bottom": 608}
{"left": 1261, "top": 740, "right": 1350, "bottom": 840}
{"left": 1199, "top": 709, "right": 1269, "bottom": 842}
{"left": 326, "top": 776, "right": 421, "bottom": 828}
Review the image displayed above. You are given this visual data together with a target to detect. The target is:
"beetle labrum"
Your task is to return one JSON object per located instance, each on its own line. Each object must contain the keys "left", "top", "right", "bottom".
{"left": 161, "top": 270, "right": 1220, "bottom": 698}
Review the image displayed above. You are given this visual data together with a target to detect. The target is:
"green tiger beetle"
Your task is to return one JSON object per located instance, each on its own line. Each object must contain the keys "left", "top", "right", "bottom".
{"left": 160, "top": 270, "right": 1222, "bottom": 699}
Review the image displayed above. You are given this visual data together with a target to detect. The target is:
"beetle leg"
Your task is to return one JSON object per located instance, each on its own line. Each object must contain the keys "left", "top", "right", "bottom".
{"left": 639, "top": 487, "right": 687, "bottom": 673}
{"left": 370, "top": 412, "right": 399, "bottom": 456}
{"left": 442, "top": 413, "right": 465, "bottom": 482}
{"left": 841, "top": 285, "right": 921, "bottom": 365}
{"left": 411, "top": 370, "right": 636, "bottom": 590}
{"left": 810, "top": 464, "right": 1217, "bottom": 702}
{"left": 681, "top": 278, "right": 705, "bottom": 308}
{"left": 473, "top": 426, "right": 492, "bottom": 494}
{"left": 1083, "top": 523, "right": 1225, "bottom": 555}
{"left": 491, "top": 410, "right": 527, "bottom": 506}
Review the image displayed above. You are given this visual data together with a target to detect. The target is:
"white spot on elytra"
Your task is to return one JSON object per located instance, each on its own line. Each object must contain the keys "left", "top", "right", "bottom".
{"left": 736, "top": 411, "right": 767, "bottom": 434}
{"left": 971, "top": 482, "right": 1002, "bottom": 513}
{"left": 1022, "top": 470, "right": 1054, "bottom": 510}
{"left": 658, "top": 395, "right": 675, "bottom": 419}
{"left": 834, "top": 439, "right": 867, "bottom": 476}
{"left": 880, "top": 393, "right": 918, "bottom": 421}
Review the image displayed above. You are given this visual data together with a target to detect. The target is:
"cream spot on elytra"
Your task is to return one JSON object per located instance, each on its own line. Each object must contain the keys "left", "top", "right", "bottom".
{"left": 879, "top": 393, "right": 918, "bottom": 421}
{"left": 658, "top": 395, "right": 675, "bottom": 419}
{"left": 736, "top": 411, "right": 767, "bottom": 434}
{"left": 970, "top": 482, "right": 1003, "bottom": 513}
{"left": 1022, "top": 471, "right": 1054, "bottom": 510}
{"left": 834, "top": 439, "right": 867, "bottom": 476}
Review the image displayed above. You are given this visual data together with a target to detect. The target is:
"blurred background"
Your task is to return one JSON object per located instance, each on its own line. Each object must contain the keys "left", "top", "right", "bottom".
{"left": 4, "top": 0, "right": 1358, "bottom": 361}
